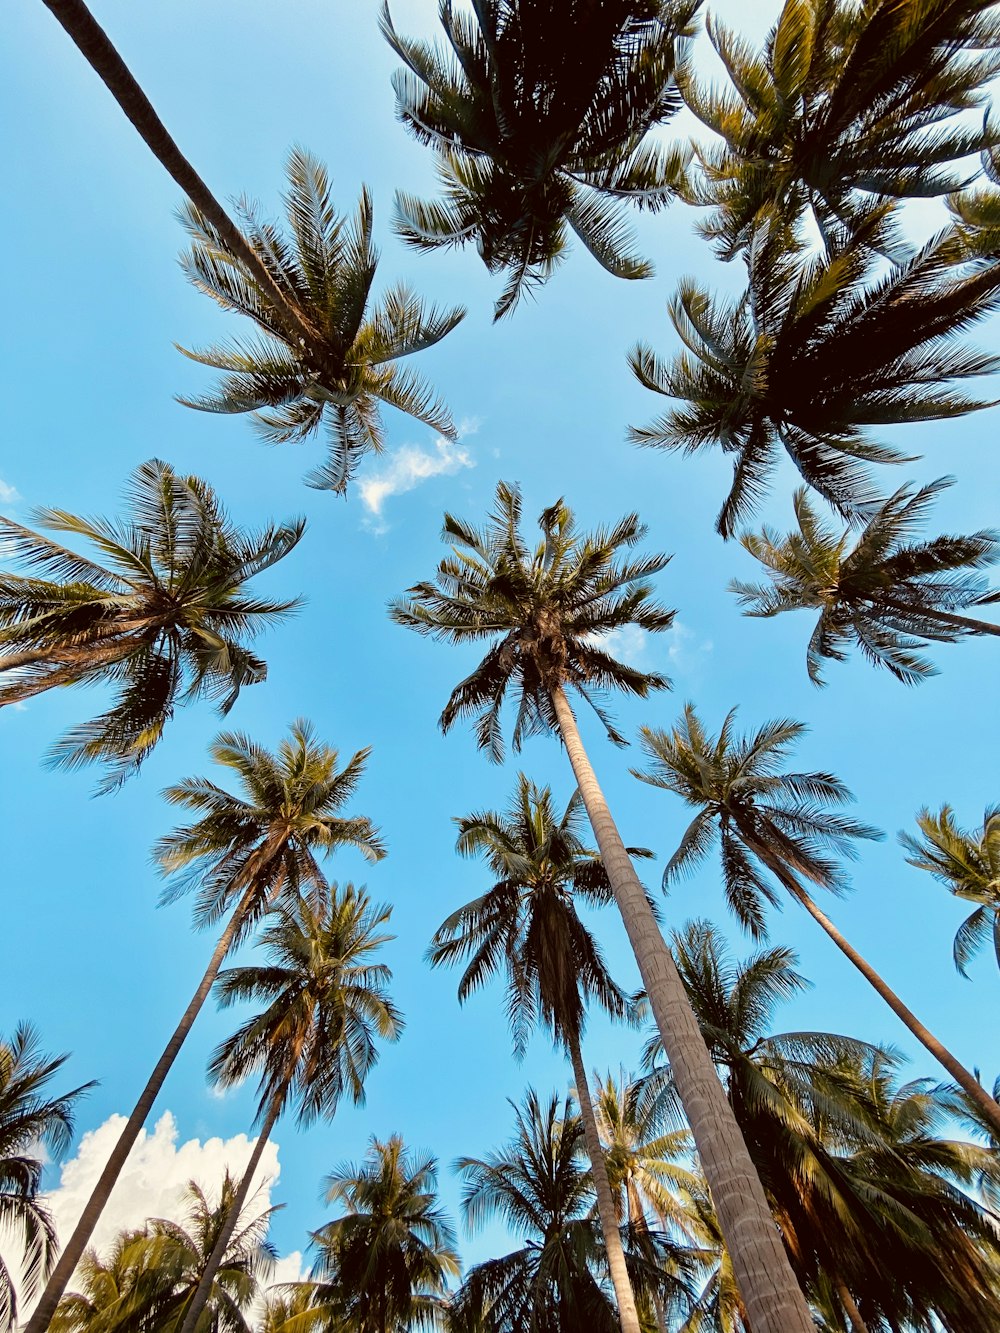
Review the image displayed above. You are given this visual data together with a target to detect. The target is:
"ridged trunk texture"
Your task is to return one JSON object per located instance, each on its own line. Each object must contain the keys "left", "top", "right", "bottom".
{"left": 177, "top": 1095, "right": 284, "bottom": 1333}
{"left": 39, "top": 0, "right": 324, "bottom": 362}
{"left": 23, "top": 876, "right": 266, "bottom": 1333}
{"left": 748, "top": 836, "right": 1000, "bottom": 1138}
{"left": 566, "top": 1029, "right": 642, "bottom": 1333}
{"left": 548, "top": 686, "right": 814, "bottom": 1333}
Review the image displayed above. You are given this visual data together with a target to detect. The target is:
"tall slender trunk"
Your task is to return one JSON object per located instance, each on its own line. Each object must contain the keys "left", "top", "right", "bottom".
{"left": 548, "top": 685, "right": 814, "bottom": 1333}
{"left": 24, "top": 876, "right": 270, "bottom": 1333}
{"left": 834, "top": 1276, "right": 870, "bottom": 1333}
{"left": 566, "top": 1029, "right": 642, "bottom": 1333}
{"left": 747, "top": 835, "right": 1000, "bottom": 1139}
{"left": 883, "top": 599, "right": 1000, "bottom": 638}
{"left": 178, "top": 1094, "right": 284, "bottom": 1333}
{"left": 38, "top": 0, "right": 327, "bottom": 364}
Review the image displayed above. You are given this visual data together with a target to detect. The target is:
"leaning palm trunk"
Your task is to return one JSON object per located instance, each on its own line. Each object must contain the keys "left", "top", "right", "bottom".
{"left": 24, "top": 871, "right": 280, "bottom": 1333}
{"left": 177, "top": 1094, "right": 283, "bottom": 1333}
{"left": 548, "top": 686, "right": 814, "bottom": 1333}
{"left": 748, "top": 836, "right": 1000, "bottom": 1138}
{"left": 566, "top": 1029, "right": 642, "bottom": 1333}
{"left": 834, "top": 1277, "right": 870, "bottom": 1333}
{"left": 38, "top": 0, "right": 324, "bottom": 364}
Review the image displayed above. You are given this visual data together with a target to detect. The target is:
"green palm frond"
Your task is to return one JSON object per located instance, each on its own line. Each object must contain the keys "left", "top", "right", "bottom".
{"left": 178, "top": 150, "right": 464, "bottom": 489}
{"left": 0, "top": 460, "right": 304, "bottom": 788}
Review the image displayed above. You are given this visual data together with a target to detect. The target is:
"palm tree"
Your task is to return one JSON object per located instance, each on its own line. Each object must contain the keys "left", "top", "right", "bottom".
{"left": 177, "top": 882, "right": 403, "bottom": 1333}
{"left": 391, "top": 481, "right": 815, "bottom": 1332}
{"left": 678, "top": 0, "right": 1000, "bottom": 258}
{"left": 25, "top": 723, "right": 385, "bottom": 1333}
{"left": 51, "top": 1175, "right": 273, "bottom": 1333}
{"left": 0, "top": 1025, "right": 92, "bottom": 1330}
{"left": 628, "top": 208, "right": 1000, "bottom": 535}
{"left": 430, "top": 773, "right": 648, "bottom": 1333}
{"left": 650, "top": 920, "right": 1000, "bottom": 1333}
{"left": 0, "top": 458, "right": 303, "bottom": 789}
{"left": 309, "top": 1134, "right": 459, "bottom": 1332}
{"left": 381, "top": 0, "right": 691, "bottom": 318}
{"left": 178, "top": 148, "right": 465, "bottom": 493}
{"left": 452, "top": 1089, "right": 625, "bottom": 1332}
{"left": 901, "top": 804, "right": 1000, "bottom": 976}
{"left": 594, "top": 1072, "right": 704, "bottom": 1333}
{"left": 38, "top": 0, "right": 325, "bottom": 359}
{"left": 634, "top": 704, "right": 1000, "bottom": 1136}
{"left": 730, "top": 480, "right": 1000, "bottom": 684}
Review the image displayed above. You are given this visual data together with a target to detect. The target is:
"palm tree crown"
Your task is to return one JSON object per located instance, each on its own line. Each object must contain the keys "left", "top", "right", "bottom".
{"left": 0, "top": 458, "right": 303, "bottom": 789}
{"left": 390, "top": 481, "right": 675, "bottom": 759}
{"left": 635, "top": 704, "right": 879, "bottom": 937}
{"left": 210, "top": 882, "right": 403, "bottom": 1125}
{"left": 310, "top": 1134, "right": 459, "bottom": 1332}
{"left": 430, "top": 774, "right": 640, "bottom": 1055}
{"left": 731, "top": 479, "right": 1000, "bottom": 683}
{"left": 382, "top": 0, "right": 691, "bottom": 317}
{"left": 0, "top": 1025, "right": 92, "bottom": 1330}
{"left": 155, "top": 720, "right": 386, "bottom": 946}
{"left": 901, "top": 804, "right": 1000, "bottom": 976}
{"left": 178, "top": 148, "right": 465, "bottom": 492}
{"left": 680, "top": 0, "right": 1000, "bottom": 258}
{"left": 629, "top": 209, "right": 1000, "bottom": 534}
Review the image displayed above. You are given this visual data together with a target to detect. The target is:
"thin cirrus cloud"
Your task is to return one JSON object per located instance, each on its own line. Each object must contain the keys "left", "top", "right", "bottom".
{"left": 11, "top": 1111, "right": 303, "bottom": 1318}
{"left": 357, "top": 424, "right": 478, "bottom": 532}
{"left": 591, "top": 621, "right": 713, "bottom": 676}
{"left": 0, "top": 477, "right": 19, "bottom": 505}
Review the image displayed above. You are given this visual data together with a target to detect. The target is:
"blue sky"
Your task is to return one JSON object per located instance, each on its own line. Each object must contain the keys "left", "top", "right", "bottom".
{"left": 2, "top": 0, "right": 999, "bottom": 1292}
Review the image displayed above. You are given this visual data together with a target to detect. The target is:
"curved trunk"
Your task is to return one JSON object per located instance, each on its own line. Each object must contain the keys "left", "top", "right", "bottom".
{"left": 566, "top": 1029, "right": 642, "bottom": 1333}
{"left": 747, "top": 836, "right": 1000, "bottom": 1139}
{"left": 0, "top": 639, "right": 142, "bottom": 701}
{"left": 834, "top": 1276, "right": 870, "bottom": 1333}
{"left": 38, "top": 0, "right": 326, "bottom": 363}
{"left": 24, "top": 874, "right": 272, "bottom": 1333}
{"left": 548, "top": 685, "right": 814, "bottom": 1333}
{"left": 177, "top": 1094, "right": 284, "bottom": 1333}
{"left": 883, "top": 599, "right": 1000, "bottom": 639}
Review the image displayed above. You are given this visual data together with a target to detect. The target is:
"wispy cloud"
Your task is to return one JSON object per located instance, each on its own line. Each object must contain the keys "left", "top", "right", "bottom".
{"left": 587, "top": 619, "right": 712, "bottom": 678}
{"left": 0, "top": 478, "right": 20, "bottom": 505}
{"left": 358, "top": 423, "right": 478, "bottom": 533}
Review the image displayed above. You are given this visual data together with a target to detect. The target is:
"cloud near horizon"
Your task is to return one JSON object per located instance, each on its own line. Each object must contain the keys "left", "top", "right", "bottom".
{"left": 13, "top": 1111, "right": 303, "bottom": 1317}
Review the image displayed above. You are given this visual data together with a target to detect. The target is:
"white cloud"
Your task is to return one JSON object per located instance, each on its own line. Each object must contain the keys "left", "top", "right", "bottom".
{"left": 357, "top": 425, "right": 478, "bottom": 532}
{"left": 12, "top": 1111, "right": 303, "bottom": 1318}
{"left": 664, "top": 619, "right": 713, "bottom": 675}
{"left": 0, "top": 478, "right": 18, "bottom": 505}
{"left": 590, "top": 624, "right": 650, "bottom": 663}
{"left": 586, "top": 620, "right": 713, "bottom": 677}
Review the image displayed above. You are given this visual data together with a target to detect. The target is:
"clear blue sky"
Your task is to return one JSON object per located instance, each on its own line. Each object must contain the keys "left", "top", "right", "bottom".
{"left": 2, "top": 0, "right": 998, "bottom": 1280}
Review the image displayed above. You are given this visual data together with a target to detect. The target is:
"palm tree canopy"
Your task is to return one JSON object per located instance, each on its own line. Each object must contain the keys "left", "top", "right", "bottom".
{"left": 629, "top": 209, "right": 1000, "bottom": 534}
{"left": 648, "top": 920, "right": 1000, "bottom": 1332}
{"left": 731, "top": 480, "right": 1000, "bottom": 684}
{"left": 52, "top": 1175, "right": 274, "bottom": 1333}
{"left": 178, "top": 148, "right": 465, "bottom": 491}
{"left": 452, "top": 1089, "right": 620, "bottom": 1333}
{"left": 0, "top": 458, "right": 304, "bottom": 790}
{"left": 309, "top": 1134, "right": 459, "bottom": 1332}
{"left": 382, "top": 0, "right": 694, "bottom": 317}
{"left": 154, "top": 720, "right": 386, "bottom": 948}
{"left": 210, "top": 881, "right": 403, "bottom": 1125}
{"left": 431, "top": 773, "right": 648, "bottom": 1055}
{"left": 0, "top": 1025, "right": 93, "bottom": 1329}
{"left": 390, "top": 481, "right": 675, "bottom": 760}
{"left": 901, "top": 804, "right": 1000, "bottom": 975}
{"left": 634, "top": 704, "right": 880, "bottom": 937}
{"left": 680, "top": 0, "right": 1000, "bottom": 258}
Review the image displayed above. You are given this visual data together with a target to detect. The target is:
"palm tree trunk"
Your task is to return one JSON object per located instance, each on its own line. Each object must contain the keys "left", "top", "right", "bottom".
{"left": 38, "top": 0, "right": 326, "bottom": 362}
{"left": 548, "top": 685, "right": 814, "bottom": 1333}
{"left": 23, "top": 875, "right": 270, "bottom": 1333}
{"left": 834, "top": 1276, "right": 869, "bottom": 1333}
{"left": 566, "top": 1029, "right": 642, "bottom": 1333}
{"left": 177, "top": 1094, "right": 284, "bottom": 1333}
{"left": 883, "top": 600, "right": 1000, "bottom": 638}
{"left": 747, "top": 836, "right": 1000, "bottom": 1138}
